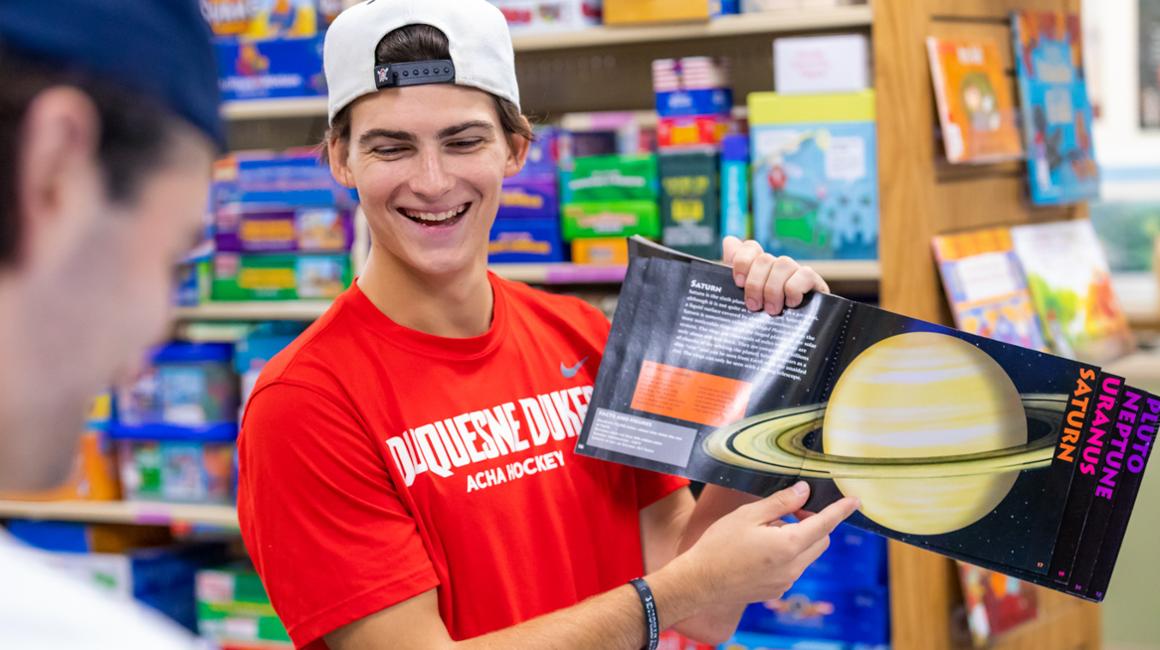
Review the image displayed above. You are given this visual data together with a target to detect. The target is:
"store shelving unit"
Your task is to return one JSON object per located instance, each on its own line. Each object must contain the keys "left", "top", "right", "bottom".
{"left": 0, "top": 500, "right": 238, "bottom": 529}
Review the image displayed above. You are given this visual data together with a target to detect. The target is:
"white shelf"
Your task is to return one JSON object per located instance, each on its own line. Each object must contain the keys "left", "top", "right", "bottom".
{"left": 510, "top": 6, "right": 873, "bottom": 51}
{"left": 0, "top": 500, "right": 239, "bottom": 529}
{"left": 491, "top": 263, "right": 628, "bottom": 285}
{"left": 219, "top": 6, "right": 873, "bottom": 121}
{"left": 174, "top": 301, "right": 332, "bottom": 321}
{"left": 221, "top": 96, "right": 328, "bottom": 120}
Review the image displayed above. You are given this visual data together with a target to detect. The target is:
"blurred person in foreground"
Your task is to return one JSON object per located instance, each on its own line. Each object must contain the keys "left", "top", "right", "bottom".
{"left": 0, "top": 1, "right": 222, "bottom": 647}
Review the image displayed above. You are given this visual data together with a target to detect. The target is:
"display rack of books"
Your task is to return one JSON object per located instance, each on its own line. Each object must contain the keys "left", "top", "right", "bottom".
{"left": 875, "top": 1, "right": 1103, "bottom": 649}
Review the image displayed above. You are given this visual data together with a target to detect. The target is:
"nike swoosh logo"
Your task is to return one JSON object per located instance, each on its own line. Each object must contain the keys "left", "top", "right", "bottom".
{"left": 560, "top": 357, "right": 588, "bottom": 379}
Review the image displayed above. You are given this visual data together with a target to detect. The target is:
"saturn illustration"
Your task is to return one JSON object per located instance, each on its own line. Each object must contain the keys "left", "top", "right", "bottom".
{"left": 703, "top": 332, "right": 1064, "bottom": 536}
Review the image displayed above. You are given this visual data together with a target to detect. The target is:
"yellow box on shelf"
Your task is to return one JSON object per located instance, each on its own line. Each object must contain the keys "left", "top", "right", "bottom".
{"left": 603, "top": 0, "right": 710, "bottom": 24}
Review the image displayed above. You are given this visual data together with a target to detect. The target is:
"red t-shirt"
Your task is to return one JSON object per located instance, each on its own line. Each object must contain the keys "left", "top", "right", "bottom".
{"left": 237, "top": 274, "right": 689, "bottom": 649}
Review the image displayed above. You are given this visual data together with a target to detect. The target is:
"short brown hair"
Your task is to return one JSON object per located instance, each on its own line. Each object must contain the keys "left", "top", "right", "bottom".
{"left": 321, "top": 24, "right": 532, "bottom": 166}
{"left": 0, "top": 46, "right": 185, "bottom": 267}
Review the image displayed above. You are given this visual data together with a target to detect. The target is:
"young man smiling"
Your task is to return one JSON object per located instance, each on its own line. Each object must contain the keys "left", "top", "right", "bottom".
{"left": 237, "top": 1, "right": 859, "bottom": 649}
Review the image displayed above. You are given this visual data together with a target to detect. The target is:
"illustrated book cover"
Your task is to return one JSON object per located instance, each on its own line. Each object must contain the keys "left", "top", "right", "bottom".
{"left": 575, "top": 238, "right": 1157, "bottom": 601}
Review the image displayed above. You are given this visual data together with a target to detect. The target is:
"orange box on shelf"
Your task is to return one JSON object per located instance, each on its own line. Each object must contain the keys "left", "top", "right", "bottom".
{"left": 603, "top": 0, "right": 710, "bottom": 25}
{"left": 1, "top": 431, "right": 121, "bottom": 502}
{"left": 571, "top": 238, "right": 629, "bottom": 265}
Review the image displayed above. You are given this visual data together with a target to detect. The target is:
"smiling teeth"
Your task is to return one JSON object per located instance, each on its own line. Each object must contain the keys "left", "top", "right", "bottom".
{"left": 403, "top": 205, "right": 467, "bottom": 222}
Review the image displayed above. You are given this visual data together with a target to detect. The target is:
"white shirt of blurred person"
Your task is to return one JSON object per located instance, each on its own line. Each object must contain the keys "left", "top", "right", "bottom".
{"left": 0, "top": 1, "right": 223, "bottom": 648}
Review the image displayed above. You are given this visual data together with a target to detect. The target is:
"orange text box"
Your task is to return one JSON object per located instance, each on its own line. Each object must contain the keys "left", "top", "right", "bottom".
{"left": 630, "top": 361, "right": 752, "bottom": 427}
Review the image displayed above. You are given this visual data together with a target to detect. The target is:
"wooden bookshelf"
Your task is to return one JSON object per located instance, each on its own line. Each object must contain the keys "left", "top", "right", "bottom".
{"left": 874, "top": 0, "right": 1101, "bottom": 648}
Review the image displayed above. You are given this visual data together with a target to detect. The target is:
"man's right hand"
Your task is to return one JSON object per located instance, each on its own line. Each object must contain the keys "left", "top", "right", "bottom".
{"left": 672, "top": 481, "right": 860, "bottom": 606}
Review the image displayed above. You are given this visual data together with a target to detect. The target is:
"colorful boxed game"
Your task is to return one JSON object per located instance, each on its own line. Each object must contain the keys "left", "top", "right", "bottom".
{"left": 25, "top": 543, "right": 230, "bottom": 631}
{"left": 926, "top": 37, "right": 1024, "bottom": 164}
{"left": 659, "top": 151, "right": 720, "bottom": 259}
{"left": 1011, "top": 11, "right": 1100, "bottom": 204}
{"left": 562, "top": 201, "right": 661, "bottom": 240}
{"left": 749, "top": 91, "right": 878, "bottom": 259}
{"left": 215, "top": 206, "right": 354, "bottom": 253}
{"left": 197, "top": 566, "right": 292, "bottom": 646}
{"left": 563, "top": 154, "right": 658, "bottom": 204}
{"left": 933, "top": 227, "right": 1049, "bottom": 352}
{"left": 571, "top": 238, "right": 629, "bottom": 265}
{"left": 722, "top": 631, "right": 886, "bottom": 650}
{"left": 498, "top": 177, "right": 559, "bottom": 221}
{"left": 211, "top": 253, "right": 352, "bottom": 301}
{"left": 215, "top": 34, "right": 327, "bottom": 101}
{"left": 110, "top": 423, "right": 237, "bottom": 505}
{"left": 117, "top": 343, "right": 239, "bottom": 428}
{"left": 721, "top": 133, "right": 751, "bottom": 240}
{"left": 203, "top": 0, "right": 321, "bottom": 39}
{"left": 735, "top": 582, "right": 890, "bottom": 645}
{"left": 489, "top": 0, "right": 601, "bottom": 33}
{"left": 235, "top": 323, "right": 304, "bottom": 411}
{"left": 488, "top": 218, "right": 566, "bottom": 263}
{"left": 656, "top": 116, "right": 731, "bottom": 149}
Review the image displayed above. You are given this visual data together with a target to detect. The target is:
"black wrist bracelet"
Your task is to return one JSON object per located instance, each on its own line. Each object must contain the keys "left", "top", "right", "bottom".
{"left": 629, "top": 577, "right": 659, "bottom": 650}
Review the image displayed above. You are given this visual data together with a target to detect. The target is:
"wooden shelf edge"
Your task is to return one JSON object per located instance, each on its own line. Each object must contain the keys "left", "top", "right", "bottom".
{"left": 0, "top": 500, "right": 239, "bottom": 529}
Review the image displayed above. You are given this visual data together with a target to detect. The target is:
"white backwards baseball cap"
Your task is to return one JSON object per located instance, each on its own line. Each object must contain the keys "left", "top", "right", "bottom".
{"left": 323, "top": 0, "right": 521, "bottom": 124}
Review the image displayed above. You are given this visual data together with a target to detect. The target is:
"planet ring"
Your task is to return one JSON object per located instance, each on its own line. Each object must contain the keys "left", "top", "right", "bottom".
{"left": 702, "top": 394, "right": 1066, "bottom": 480}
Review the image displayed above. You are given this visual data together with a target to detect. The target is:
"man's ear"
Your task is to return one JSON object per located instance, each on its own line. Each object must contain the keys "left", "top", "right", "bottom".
{"left": 503, "top": 116, "right": 533, "bottom": 179}
{"left": 17, "top": 86, "right": 103, "bottom": 270}
{"left": 328, "top": 136, "right": 357, "bottom": 189}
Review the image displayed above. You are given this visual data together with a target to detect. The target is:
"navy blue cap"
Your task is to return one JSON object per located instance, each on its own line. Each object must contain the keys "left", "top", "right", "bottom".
{"left": 0, "top": 0, "right": 225, "bottom": 150}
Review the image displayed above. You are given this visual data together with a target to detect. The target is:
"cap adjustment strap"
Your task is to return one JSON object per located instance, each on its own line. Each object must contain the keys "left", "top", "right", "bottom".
{"left": 374, "top": 59, "right": 456, "bottom": 89}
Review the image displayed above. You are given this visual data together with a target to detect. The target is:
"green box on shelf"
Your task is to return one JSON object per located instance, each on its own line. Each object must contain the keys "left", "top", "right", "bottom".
{"left": 562, "top": 201, "right": 661, "bottom": 240}
{"left": 564, "top": 154, "right": 658, "bottom": 203}
{"left": 197, "top": 567, "right": 291, "bottom": 645}
{"left": 659, "top": 150, "right": 721, "bottom": 259}
{"left": 211, "top": 253, "right": 351, "bottom": 301}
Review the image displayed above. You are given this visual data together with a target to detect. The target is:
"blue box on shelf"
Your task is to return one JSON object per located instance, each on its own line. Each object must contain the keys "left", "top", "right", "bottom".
{"left": 215, "top": 34, "right": 326, "bottom": 101}
{"left": 787, "top": 522, "right": 887, "bottom": 588}
{"left": 655, "top": 88, "right": 733, "bottom": 118}
{"left": 736, "top": 581, "right": 890, "bottom": 646}
{"left": 722, "top": 631, "right": 889, "bottom": 650}
{"left": 488, "top": 217, "right": 566, "bottom": 263}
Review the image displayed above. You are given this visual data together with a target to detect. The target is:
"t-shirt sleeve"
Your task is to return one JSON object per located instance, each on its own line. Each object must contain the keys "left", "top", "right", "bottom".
{"left": 633, "top": 468, "right": 691, "bottom": 509}
{"left": 237, "top": 381, "right": 439, "bottom": 649}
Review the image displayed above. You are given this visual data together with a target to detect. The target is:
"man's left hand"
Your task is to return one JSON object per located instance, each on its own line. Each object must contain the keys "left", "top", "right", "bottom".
{"left": 723, "top": 236, "right": 830, "bottom": 316}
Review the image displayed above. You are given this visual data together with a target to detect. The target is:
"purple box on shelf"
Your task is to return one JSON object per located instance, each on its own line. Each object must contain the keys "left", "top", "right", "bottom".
{"left": 521, "top": 126, "right": 561, "bottom": 177}
{"left": 214, "top": 206, "right": 354, "bottom": 253}
{"left": 488, "top": 217, "right": 565, "bottom": 263}
{"left": 215, "top": 35, "right": 327, "bottom": 101}
{"left": 498, "top": 177, "right": 558, "bottom": 221}
{"left": 655, "top": 88, "right": 733, "bottom": 118}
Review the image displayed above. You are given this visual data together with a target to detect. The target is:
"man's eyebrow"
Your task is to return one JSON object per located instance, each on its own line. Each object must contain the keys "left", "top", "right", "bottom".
{"left": 438, "top": 121, "right": 494, "bottom": 138}
{"left": 358, "top": 129, "right": 415, "bottom": 148}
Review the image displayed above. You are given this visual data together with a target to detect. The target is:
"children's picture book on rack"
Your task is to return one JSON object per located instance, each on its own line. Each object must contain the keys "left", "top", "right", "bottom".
{"left": 957, "top": 561, "right": 1039, "bottom": 647}
{"left": 933, "top": 228, "right": 1047, "bottom": 351}
{"left": 926, "top": 37, "right": 1024, "bottom": 164}
{"left": 1009, "top": 220, "right": 1135, "bottom": 363}
{"left": 1011, "top": 10, "right": 1100, "bottom": 204}
{"left": 576, "top": 238, "right": 1157, "bottom": 601}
